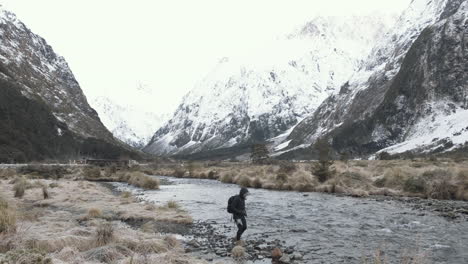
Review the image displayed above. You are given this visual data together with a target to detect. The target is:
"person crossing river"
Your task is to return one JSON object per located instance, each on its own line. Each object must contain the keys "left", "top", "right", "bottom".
{"left": 227, "top": 187, "right": 250, "bottom": 241}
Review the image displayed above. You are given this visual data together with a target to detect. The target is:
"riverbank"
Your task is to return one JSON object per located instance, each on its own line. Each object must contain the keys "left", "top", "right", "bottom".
{"left": 148, "top": 159, "right": 468, "bottom": 202}
{"left": 0, "top": 168, "right": 208, "bottom": 263}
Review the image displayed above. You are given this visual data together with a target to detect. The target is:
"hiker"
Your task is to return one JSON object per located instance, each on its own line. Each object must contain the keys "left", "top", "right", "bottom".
{"left": 227, "top": 187, "right": 249, "bottom": 241}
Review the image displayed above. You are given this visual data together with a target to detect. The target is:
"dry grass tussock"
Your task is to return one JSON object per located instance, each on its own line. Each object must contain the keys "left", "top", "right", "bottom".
{"left": 0, "top": 195, "right": 16, "bottom": 234}
{"left": 152, "top": 159, "right": 468, "bottom": 200}
{"left": 0, "top": 179, "right": 202, "bottom": 263}
{"left": 0, "top": 168, "right": 16, "bottom": 179}
{"left": 87, "top": 208, "right": 103, "bottom": 219}
{"left": 117, "top": 171, "right": 160, "bottom": 190}
{"left": 231, "top": 245, "right": 246, "bottom": 258}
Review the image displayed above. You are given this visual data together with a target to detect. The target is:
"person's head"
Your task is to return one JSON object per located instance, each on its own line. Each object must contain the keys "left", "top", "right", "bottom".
{"left": 240, "top": 187, "right": 249, "bottom": 200}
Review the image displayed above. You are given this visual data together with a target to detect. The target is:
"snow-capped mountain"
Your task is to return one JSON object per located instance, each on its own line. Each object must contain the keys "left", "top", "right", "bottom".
{"left": 144, "top": 15, "right": 395, "bottom": 157}
{"left": 0, "top": 6, "right": 137, "bottom": 161}
{"left": 91, "top": 97, "right": 169, "bottom": 149}
{"left": 280, "top": 0, "right": 468, "bottom": 158}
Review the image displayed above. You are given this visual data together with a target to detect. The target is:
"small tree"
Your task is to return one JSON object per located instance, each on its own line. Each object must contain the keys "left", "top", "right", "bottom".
{"left": 311, "top": 138, "right": 335, "bottom": 183}
{"left": 250, "top": 144, "right": 270, "bottom": 164}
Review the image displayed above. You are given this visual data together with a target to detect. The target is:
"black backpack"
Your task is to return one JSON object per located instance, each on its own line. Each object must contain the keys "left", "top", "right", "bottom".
{"left": 227, "top": 195, "right": 237, "bottom": 214}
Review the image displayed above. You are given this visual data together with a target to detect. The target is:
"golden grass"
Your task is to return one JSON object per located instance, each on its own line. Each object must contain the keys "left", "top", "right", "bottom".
{"left": 13, "top": 177, "right": 29, "bottom": 198}
{"left": 231, "top": 245, "right": 245, "bottom": 258}
{"left": 94, "top": 222, "right": 114, "bottom": 247}
{"left": 0, "top": 196, "right": 16, "bottom": 234}
{"left": 166, "top": 201, "right": 180, "bottom": 209}
{"left": 126, "top": 172, "right": 160, "bottom": 190}
{"left": 87, "top": 208, "right": 103, "bottom": 219}
{"left": 82, "top": 166, "right": 102, "bottom": 179}
{"left": 121, "top": 191, "right": 132, "bottom": 199}
{"left": 149, "top": 159, "right": 468, "bottom": 201}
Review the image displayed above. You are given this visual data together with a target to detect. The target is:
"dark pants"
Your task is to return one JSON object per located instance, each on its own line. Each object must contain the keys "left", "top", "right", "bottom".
{"left": 235, "top": 216, "right": 247, "bottom": 241}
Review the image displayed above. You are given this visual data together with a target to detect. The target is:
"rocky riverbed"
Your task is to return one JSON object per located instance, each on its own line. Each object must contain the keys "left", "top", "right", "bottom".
{"left": 112, "top": 176, "right": 468, "bottom": 263}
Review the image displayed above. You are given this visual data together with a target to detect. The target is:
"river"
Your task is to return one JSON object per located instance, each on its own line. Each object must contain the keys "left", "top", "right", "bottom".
{"left": 112, "top": 176, "right": 468, "bottom": 264}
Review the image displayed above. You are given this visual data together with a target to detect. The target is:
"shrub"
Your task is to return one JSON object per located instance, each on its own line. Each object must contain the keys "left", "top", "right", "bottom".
{"left": 208, "top": 170, "right": 217, "bottom": 179}
{"left": 173, "top": 169, "right": 186, "bottom": 178}
{"left": 278, "top": 161, "right": 297, "bottom": 174}
{"left": 83, "top": 166, "right": 101, "bottom": 179}
{"left": 312, "top": 161, "right": 335, "bottom": 183}
{"left": 87, "top": 208, "right": 103, "bottom": 219}
{"left": 121, "top": 191, "right": 132, "bottom": 199}
{"left": 2, "top": 248, "right": 52, "bottom": 264}
{"left": 127, "top": 172, "right": 159, "bottom": 190}
{"left": 164, "top": 235, "right": 180, "bottom": 248}
{"left": 166, "top": 200, "right": 180, "bottom": 209}
{"left": 276, "top": 173, "right": 288, "bottom": 183}
{"left": 421, "top": 168, "right": 452, "bottom": 180}
{"left": 42, "top": 186, "right": 49, "bottom": 199}
{"left": 377, "top": 151, "right": 392, "bottom": 160}
{"left": 426, "top": 180, "right": 457, "bottom": 200}
{"left": 13, "top": 177, "right": 29, "bottom": 198}
{"left": 95, "top": 223, "right": 114, "bottom": 246}
{"left": 0, "top": 196, "right": 16, "bottom": 234}
{"left": 403, "top": 176, "right": 427, "bottom": 193}
{"left": 0, "top": 169, "right": 16, "bottom": 179}
{"left": 252, "top": 177, "right": 262, "bottom": 188}
{"left": 17, "top": 165, "right": 69, "bottom": 179}
{"left": 220, "top": 172, "right": 234, "bottom": 183}
{"left": 237, "top": 175, "right": 251, "bottom": 187}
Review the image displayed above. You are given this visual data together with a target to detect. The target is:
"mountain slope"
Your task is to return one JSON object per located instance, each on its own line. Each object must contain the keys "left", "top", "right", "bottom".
{"left": 280, "top": 0, "right": 467, "bottom": 159}
{"left": 0, "top": 6, "right": 138, "bottom": 161}
{"left": 144, "top": 15, "right": 394, "bottom": 157}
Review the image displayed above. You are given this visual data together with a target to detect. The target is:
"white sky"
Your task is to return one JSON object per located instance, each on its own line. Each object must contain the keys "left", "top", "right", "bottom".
{"left": 1, "top": 0, "right": 411, "bottom": 116}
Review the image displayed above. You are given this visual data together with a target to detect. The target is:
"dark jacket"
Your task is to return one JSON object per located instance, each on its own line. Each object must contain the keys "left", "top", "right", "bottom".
{"left": 232, "top": 188, "right": 248, "bottom": 218}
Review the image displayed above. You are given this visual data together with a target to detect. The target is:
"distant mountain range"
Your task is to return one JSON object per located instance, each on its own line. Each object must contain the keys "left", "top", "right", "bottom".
{"left": 144, "top": 14, "right": 396, "bottom": 158}
{"left": 144, "top": 0, "right": 467, "bottom": 160}
{"left": 91, "top": 96, "right": 169, "bottom": 149}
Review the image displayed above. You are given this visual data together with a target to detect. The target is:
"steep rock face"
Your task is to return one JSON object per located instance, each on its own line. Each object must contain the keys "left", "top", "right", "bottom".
{"left": 144, "top": 16, "right": 393, "bottom": 157}
{"left": 282, "top": 0, "right": 467, "bottom": 158}
{"left": 0, "top": 7, "right": 113, "bottom": 141}
{"left": 0, "top": 7, "right": 138, "bottom": 161}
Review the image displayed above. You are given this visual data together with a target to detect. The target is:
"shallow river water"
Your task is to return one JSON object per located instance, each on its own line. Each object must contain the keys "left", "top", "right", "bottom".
{"left": 113, "top": 176, "right": 468, "bottom": 263}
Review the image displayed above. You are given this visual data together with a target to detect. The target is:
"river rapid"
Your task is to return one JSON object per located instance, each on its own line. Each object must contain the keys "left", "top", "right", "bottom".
{"left": 112, "top": 176, "right": 468, "bottom": 264}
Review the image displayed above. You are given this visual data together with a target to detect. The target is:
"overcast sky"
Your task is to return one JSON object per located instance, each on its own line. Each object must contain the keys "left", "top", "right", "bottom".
{"left": 1, "top": 0, "right": 411, "bottom": 115}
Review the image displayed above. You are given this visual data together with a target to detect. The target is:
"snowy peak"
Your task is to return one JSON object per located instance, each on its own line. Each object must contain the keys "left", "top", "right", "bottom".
{"left": 282, "top": 0, "right": 468, "bottom": 159}
{"left": 144, "top": 15, "right": 395, "bottom": 158}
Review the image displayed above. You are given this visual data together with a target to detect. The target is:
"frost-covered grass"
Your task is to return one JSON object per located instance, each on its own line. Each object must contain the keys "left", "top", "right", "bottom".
{"left": 150, "top": 159, "right": 468, "bottom": 201}
{"left": 0, "top": 178, "right": 204, "bottom": 264}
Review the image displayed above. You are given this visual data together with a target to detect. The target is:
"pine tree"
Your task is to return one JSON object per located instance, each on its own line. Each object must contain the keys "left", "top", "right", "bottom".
{"left": 250, "top": 144, "right": 270, "bottom": 164}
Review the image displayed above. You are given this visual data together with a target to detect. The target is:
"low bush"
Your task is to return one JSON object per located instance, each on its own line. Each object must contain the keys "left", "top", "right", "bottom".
{"left": 276, "top": 173, "right": 288, "bottom": 183}
{"left": 403, "top": 176, "right": 427, "bottom": 193}
{"left": 278, "top": 161, "right": 297, "bottom": 174}
{"left": 0, "top": 169, "right": 16, "bottom": 179}
{"left": 426, "top": 180, "right": 457, "bottom": 200}
{"left": 173, "top": 169, "right": 186, "bottom": 178}
{"left": 83, "top": 166, "right": 101, "bottom": 179}
{"left": 237, "top": 175, "right": 251, "bottom": 187}
{"left": 166, "top": 200, "right": 180, "bottom": 209}
{"left": 18, "top": 165, "right": 70, "bottom": 179}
